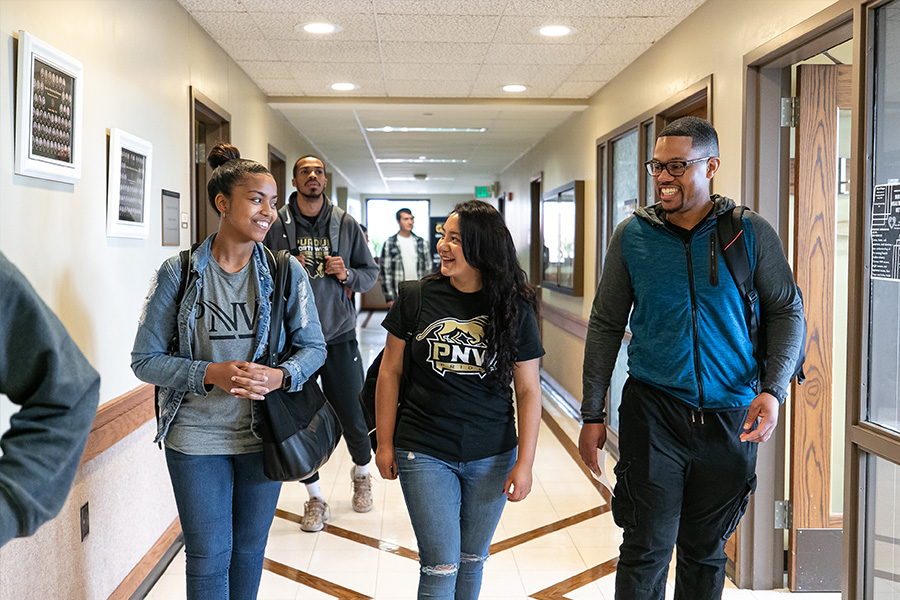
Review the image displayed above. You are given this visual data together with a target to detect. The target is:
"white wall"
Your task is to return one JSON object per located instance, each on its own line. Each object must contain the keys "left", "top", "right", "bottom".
{"left": 0, "top": 1, "right": 333, "bottom": 597}
{"left": 499, "top": 0, "right": 839, "bottom": 400}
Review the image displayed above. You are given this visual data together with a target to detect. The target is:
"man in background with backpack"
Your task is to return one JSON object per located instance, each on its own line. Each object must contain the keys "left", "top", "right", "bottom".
{"left": 265, "top": 155, "right": 378, "bottom": 532}
{"left": 579, "top": 116, "right": 804, "bottom": 600}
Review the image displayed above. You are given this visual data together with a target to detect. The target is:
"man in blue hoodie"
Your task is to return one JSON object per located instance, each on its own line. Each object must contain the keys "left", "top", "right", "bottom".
{"left": 580, "top": 117, "right": 804, "bottom": 599}
{"left": 0, "top": 252, "right": 100, "bottom": 547}
{"left": 265, "top": 155, "right": 378, "bottom": 532}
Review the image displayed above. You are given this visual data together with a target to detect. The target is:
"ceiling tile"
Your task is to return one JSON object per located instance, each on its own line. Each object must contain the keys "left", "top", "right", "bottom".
{"left": 385, "top": 80, "right": 472, "bottom": 97}
{"left": 482, "top": 43, "right": 594, "bottom": 65}
{"left": 476, "top": 63, "right": 575, "bottom": 86}
{"left": 287, "top": 61, "right": 384, "bottom": 81}
{"left": 237, "top": 60, "right": 289, "bottom": 79}
{"left": 379, "top": 42, "right": 489, "bottom": 64}
{"left": 375, "top": 0, "right": 507, "bottom": 15}
{"left": 567, "top": 63, "right": 622, "bottom": 81}
{"left": 190, "top": 10, "right": 267, "bottom": 39}
{"left": 603, "top": 16, "right": 681, "bottom": 45}
{"left": 216, "top": 37, "right": 279, "bottom": 61}
{"left": 249, "top": 11, "right": 378, "bottom": 41}
{"left": 255, "top": 78, "right": 304, "bottom": 95}
{"left": 584, "top": 43, "right": 652, "bottom": 64}
{"left": 239, "top": 0, "right": 374, "bottom": 13}
{"left": 551, "top": 80, "right": 607, "bottom": 98}
{"left": 382, "top": 62, "right": 479, "bottom": 82}
{"left": 376, "top": 14, "right": 501, "bottom": 43}
{"left": 492, "top": 15, "right": 618, "bottom": 44}
{"left": 503, "top": 0, "right": 705, "bottom": 17}
{"left": 275, "top": 40, "right": 381, "bottom": 63}
{"left": 178, "top": 0, "right": 244, "bottom": 11}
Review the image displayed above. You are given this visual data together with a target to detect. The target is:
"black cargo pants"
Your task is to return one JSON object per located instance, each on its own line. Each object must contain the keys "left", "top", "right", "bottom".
{"left": 612, "top": 377, "right": 758, "bottom": 600}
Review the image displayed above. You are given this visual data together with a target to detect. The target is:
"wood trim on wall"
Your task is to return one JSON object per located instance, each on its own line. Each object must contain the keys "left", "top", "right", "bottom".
{"left": 107, "top": 518, "right": 181, "bottom": 600}
{"left": 80, "top": 384, "right": 155, "bottom": 465}
{"left": 540, "top": 301, "right": 589, "bottom": 340}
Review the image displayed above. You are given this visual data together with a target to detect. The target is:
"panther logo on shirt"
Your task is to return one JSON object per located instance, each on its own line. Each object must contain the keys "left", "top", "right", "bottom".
{"left": 416, "top": 316, "right": 489, "bottom": 377}
{"left": 296, "top": 236, "right": 330, "bottom": 279}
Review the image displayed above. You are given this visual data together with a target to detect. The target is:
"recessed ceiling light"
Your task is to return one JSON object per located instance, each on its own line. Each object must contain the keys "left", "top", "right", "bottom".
{"left": 366, "top": 126, "right": 487, "bottom": 133}
{"left": 503, "top": 84, "right": 527, "bottom": 93}
{"left": 298, "top": 22, "right": 342, "bottom": 34}
{"left": 537, "top": 25, "right": 575, "bottom": 37}
{"left": 330, "top": 82, "right": 359, "bottom": 91}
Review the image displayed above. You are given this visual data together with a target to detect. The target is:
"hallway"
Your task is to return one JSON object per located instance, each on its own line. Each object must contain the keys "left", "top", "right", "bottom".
{"left": 144, "top": 311, "right": 841, "bottom": 600}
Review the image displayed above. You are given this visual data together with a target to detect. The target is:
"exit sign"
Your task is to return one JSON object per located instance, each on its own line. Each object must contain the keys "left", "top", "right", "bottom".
{"left": 475, "top": 185, "right": 491, "bottom": 198}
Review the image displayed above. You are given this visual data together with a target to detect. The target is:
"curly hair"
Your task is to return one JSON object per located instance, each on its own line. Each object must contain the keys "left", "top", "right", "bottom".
{"left": 426, "top": 200, "right": 538, "bottom": 389}
{"left": 206, "top": 143, "right": 270, "bottom": 214}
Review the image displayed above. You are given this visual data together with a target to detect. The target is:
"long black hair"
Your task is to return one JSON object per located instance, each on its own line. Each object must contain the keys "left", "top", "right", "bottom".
{"left": 206, "top": 143, "right": 270, "bottom": 214}
{"left": 427, "top": 200, "right": 538, "bottom": 389}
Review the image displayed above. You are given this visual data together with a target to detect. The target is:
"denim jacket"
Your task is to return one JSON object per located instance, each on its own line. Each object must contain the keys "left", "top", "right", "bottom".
{"left": 131, "top": 235, "right": 327, "bottom": 443}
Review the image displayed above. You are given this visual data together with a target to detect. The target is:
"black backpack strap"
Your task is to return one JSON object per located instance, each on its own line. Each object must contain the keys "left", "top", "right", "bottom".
{"left": 717, "top": 206, "right": 760, "bottom": 361}
{"left": 266, "top": 247, "right": 291, "bottom": 367}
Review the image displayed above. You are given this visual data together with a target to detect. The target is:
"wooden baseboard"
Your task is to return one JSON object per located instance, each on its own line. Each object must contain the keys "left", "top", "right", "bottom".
{"left": 107, "top": 518, "right": 182, "bottom": 600}
{"left": 80, "top": 384, "right": 155, "bottom": 465}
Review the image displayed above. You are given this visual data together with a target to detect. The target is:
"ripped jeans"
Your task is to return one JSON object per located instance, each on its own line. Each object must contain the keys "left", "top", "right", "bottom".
{"left": 396, "top": 447, "right": 516, "bottom": 600}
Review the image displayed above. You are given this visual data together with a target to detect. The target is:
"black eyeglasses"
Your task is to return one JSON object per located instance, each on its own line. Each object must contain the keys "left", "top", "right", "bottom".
{"left": 644, "top": 157, "right": 711, "bottom": 177}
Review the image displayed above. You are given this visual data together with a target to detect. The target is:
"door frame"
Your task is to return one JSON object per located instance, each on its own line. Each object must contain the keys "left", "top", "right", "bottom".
{"left": 741, "top": 1, "right": 854, "bottom": 590}
{"left": 189, "top": 87, "right": 231, "bottom": 244}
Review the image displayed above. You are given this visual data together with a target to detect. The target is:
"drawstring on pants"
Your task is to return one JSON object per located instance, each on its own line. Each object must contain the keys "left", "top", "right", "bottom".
{"left": 692, "top": 410, "right": 705, "bottom": 425}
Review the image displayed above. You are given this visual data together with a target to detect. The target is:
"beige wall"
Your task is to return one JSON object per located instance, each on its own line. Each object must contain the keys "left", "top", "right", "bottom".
{"left": 0, "top": 1, "right": 335, "bottom": 597}
{"left": 501, "top": 0, "right": 839, "bottom": 402}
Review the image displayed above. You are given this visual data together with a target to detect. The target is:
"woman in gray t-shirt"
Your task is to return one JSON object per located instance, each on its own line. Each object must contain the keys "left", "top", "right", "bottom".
{"left": 132, "top": 143, "right": 326, "bottom": 600}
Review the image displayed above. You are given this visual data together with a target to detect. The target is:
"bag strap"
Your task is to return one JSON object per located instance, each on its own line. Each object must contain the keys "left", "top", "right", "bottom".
{"left": 266, "top": 247, "right": 290, "bottom": 368}
{"left": 329, "top": 204, "right": 346, "bottom": 256}
{"left": 716, "top": 206, "right": 760, "bottom": 361}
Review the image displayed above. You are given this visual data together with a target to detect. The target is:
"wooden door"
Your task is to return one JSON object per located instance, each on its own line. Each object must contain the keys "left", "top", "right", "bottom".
{"left": 190, "top": 88, "right": 230, "bottom": 244}
{"left": 788, "top": 62, "right": 851, "bottom": 592}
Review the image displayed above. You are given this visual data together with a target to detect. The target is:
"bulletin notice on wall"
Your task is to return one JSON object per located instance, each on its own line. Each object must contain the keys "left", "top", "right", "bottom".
{"left": 872, "top": 183, "right": 900, "bottom": 281}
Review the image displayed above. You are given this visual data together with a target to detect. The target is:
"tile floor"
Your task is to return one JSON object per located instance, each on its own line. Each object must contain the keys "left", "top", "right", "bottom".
{"left": 145, "top": 311, "right": 842, "bottom": 600}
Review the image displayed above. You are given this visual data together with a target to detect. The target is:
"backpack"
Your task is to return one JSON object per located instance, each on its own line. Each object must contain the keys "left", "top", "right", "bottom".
{"left": 716, "top": 205, "right": 807, "bottom": 388}
{"left": 357, "top": 280, "right": 422, "bottom": 450}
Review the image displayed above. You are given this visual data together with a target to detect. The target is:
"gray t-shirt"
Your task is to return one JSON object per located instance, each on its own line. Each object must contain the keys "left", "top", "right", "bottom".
{"left": 166, "top": 256, "right": 261, "bottom": 455}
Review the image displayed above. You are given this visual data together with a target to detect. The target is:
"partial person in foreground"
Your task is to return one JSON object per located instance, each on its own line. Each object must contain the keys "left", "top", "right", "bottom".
{"left": 265, "top": 154, "right": 379, "bottom": 531}
{"left": 580, "top": 116, "right": 805, "bottom": 600}
{"left": 375, "top": 200, "right": 544, "bottom": 600}
{"left": 132, "top": 143, "right": 326, "bottom": 599}
{"left": 0, "top": 252, "right": 100, "bottom": 548}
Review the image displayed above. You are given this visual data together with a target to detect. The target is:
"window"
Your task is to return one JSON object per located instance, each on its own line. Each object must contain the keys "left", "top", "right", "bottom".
{"left": 541, "top": 180, "right": 584, "bottom": 296}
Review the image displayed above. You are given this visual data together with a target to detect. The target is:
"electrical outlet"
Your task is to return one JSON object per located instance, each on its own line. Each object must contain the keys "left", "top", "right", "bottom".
{"left": 80, "top": 502, "right": 89, "bottom": 541}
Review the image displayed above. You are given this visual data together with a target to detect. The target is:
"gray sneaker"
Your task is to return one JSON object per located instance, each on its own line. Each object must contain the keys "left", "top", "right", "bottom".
{"left": 351, "top": 468, "right": 373, "bottom": 513}
{"left": 300, "top": 497, "right": 329, "bottom": 532}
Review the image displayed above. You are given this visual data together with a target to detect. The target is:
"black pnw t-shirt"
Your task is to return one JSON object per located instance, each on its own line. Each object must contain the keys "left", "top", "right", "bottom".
{"left": 382, "top": 278, "right": 544, "bottom": 463}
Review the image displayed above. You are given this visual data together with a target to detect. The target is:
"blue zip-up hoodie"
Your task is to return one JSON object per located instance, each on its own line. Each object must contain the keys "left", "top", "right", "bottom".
{"left": 582, "top": 195, "right": 804, "bottom": 420}
{"left": 131, "top": 235, "right": 327, "bottom": 443}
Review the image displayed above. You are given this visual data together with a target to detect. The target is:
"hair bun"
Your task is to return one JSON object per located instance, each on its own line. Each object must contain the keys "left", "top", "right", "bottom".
{"left": 207, "top": 143, "right": 241, "bottom": 170}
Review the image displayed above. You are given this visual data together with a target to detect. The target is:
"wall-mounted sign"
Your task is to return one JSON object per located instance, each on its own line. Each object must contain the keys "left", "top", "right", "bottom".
{"left": 474, "top": 185, "right": 490, "bottom": 198}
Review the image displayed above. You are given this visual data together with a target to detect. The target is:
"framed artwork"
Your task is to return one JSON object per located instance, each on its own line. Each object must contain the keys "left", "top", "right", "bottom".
{"left": 14, "top": 30, "right": 83, "bottom": 184}
{"left": 107, "top": 128, "right": 152, "bottom": 239}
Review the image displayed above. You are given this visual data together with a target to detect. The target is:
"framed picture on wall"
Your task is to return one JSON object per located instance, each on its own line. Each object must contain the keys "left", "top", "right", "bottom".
{"left": 14, "top": 30, "right": 83, "bottom": 184}
{"left": 107, "top": 128, "right": 152, "bottom": 239}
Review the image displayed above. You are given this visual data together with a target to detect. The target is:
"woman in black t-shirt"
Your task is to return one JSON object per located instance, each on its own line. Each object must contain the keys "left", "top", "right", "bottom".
{"left": 375, "top": 200, "right": 544, "bottom": 600}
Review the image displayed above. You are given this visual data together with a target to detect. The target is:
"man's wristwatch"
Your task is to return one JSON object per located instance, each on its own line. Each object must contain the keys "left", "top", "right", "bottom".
{"left": 278, "top": 367, "right": 292, "bottom": 390}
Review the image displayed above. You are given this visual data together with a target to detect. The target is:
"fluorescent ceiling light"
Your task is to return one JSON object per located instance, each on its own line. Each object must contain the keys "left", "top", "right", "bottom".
{"left": 537, "top": 25, "right": 575, "bottom": 37}
{"left": 384, "top": 177, "right": 454, "bottom": 181}
{"left": 503, "top": 84, "right": 527, "bottom": 93}
{"left": 366, "top": 126, "right": 487, "bottom": 133}
{"left": 330, "top": 82, "right": 359, "bottom": 91}
{"left": 376, "top": 158, "right": 467, "bottom": 164}
{"left": 298, "top": 22, "right": 342, "bottom": 34}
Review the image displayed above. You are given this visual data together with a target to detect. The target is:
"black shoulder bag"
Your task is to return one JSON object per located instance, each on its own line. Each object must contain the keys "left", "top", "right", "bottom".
{"left": 358, "top": 279, "right": 423, "bottom": 450}
{"left": 259, "top": 249, "right": 342, "bottom": 481}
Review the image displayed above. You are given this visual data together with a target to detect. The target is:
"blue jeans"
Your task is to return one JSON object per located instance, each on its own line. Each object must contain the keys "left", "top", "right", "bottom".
{"left": 165, "top": 449, "right": 282, "bottom": 600}
{"left": 396, "top": 447, "right": 516, "bottom": 600}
